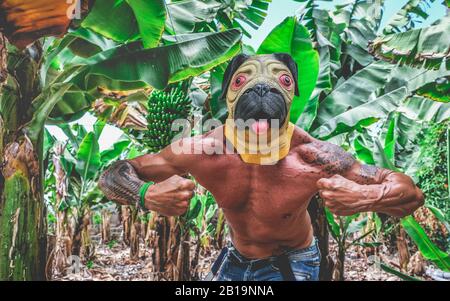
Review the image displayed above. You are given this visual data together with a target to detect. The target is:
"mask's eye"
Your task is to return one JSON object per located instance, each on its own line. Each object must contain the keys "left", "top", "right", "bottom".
{"left": 279, "top": 74, "right": 293, "bottom": 90}
{"left": 231, "top": 74, "right": 247, "bottom": 90}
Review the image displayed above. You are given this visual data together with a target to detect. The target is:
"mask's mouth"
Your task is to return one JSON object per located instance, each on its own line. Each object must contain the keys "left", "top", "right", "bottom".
{"left": 251, "top": 120, "right": 270, "bottom": 134}
{"left": 233, "top": 84, "right": 288, "bottom": 135}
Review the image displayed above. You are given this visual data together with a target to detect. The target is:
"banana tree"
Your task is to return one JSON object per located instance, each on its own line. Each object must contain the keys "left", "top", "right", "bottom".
{"left": 45, "top": 121, "right": 132, "bottom": 262}
{"left": 0, "top": 0, "right": 246, "bottom": 280}
{"left": 326, "top": 211, "right": 372, "bottom": 280}
{"left": 0, "top": 41, "right": 48, "bottom": 280}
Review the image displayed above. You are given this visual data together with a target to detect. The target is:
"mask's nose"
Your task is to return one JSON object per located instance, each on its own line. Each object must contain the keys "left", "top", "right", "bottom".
{"left": 253, "top": 83, "right": 270, "bottom": 97}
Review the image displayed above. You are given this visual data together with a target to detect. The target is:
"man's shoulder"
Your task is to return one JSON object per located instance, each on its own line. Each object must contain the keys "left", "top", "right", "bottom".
{"left": 291, "top": 126, "right": 313, "bottom": 145}
{"left": 292, "top": 127, "right": 355, "bottom": 174}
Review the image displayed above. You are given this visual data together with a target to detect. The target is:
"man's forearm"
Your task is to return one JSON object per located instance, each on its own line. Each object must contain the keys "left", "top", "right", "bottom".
{"left": 99, "top": 160, "right": 145, "bottom": 206}
{"left": 356, "top": 172, "right": 424, "bottom": 217}
{"left": 318, "top": 170, "right": 424, "bottom": 217}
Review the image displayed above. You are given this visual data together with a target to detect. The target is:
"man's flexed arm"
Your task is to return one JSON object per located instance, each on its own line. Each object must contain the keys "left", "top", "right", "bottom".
{"left": 99, "top": 143, "right": 195, "bottom": 216}
{"left": 303, "top": 140, "right": 424, "bottom": 217}
{"left": 317, "top": 163, "right": 424, "bottom": 217}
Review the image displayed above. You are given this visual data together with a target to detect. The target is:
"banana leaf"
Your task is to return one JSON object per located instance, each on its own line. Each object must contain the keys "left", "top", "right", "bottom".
{"left": 126, "top": 0, "right": 166, "bottom": 48}
{"left": 82, "top": 0, "right": 140, "bottom": 43}
{"left": 209, "top": 63, "right": 228, "bottom": 122}
{"left": 48, "top": 84, "right": 95, "bottom": 123}
{"left": 416, "top": 76, "right": 450, "bottom": 102}
{"left": 296, "top": 1, "right": 343, "bottom": 93}
{"left": 41, "top": 28, "right": 116, "bottom": 85}
{"left": 70, "top": 29, "right": 242, "bottom": 92}
{"left": 310, "top": 60, "right": 393, "bottom": 131}
{"left": 370, "top": 14, "right": 450, "bottom": 70}
{"left": 25, "top": 83, "right": 74, "bottom": 144}
{"left": 393, "top": 114, "right": 422, "bottom": 178}
{"left": 75, "top": 131, "right": 101, "bottom": 181}
{"left": 312, "top": 87, "right": 408, "bottom": 140}
{"left": 384, "top": 117, "right": 396, "bottom": 162}
{"left": 166, "top": 0, "right": 223, "bottom": 33}
{"left": 383, "top": 0, "right": 438, "bottom": 35}
{"left": 257, "top": 16, "right": 319, "bottom": 124}
{"left": 353, "top": 126, "right": 399, "bottom": 171}
{"left": 353, "top": 135, "right": 376, "bottom": 165}
{"left": 402, "top": 95, "right": 450, "bottom": 123}
{"left": 93, "top": 120, "right": 106, "bottom": 140}
{"left": 333, "top": 0, "right": 383, "bottom": 66}
{"left": 233, "top": 0, "right": 271, "bottom": 34}
{"left": 66, "top": 27, "right": 118, "bottom": 59}
{"left": 333, "top": 0, "right": 383, "bottom": 30}
{"left": 379, "top": 262, "right": 422, "bottom": 281}
{"left": 166, "top": 0, "right": 270, "bottom": 38}
{"left": 311, "top": 60, "right": 449, "bottom": 131}
{"left": 401, "top": 215, "right": 450, "bottom": 272}
{"left": 100, "top": 138, "right": 132, "bottom": 165}
{"left": 325, "top": 208, "right": 341, "bottom": 239}
{"left": 347, "top": 215, "right": 367, "bottom": 235}
{"left": 81, "top": 0, "right": 167, "bottom": 48}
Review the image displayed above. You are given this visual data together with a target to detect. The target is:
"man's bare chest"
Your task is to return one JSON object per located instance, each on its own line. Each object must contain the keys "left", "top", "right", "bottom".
{"left": 190, "top": 152, "right": 325, "bottom": 211}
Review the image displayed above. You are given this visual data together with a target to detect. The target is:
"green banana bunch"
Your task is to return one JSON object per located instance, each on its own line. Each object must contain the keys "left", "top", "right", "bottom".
{"left": 145, "top": 84, "right": 191, "bottom": 152}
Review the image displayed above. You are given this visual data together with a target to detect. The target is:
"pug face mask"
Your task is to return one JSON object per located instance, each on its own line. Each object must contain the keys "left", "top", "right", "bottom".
{"left": 221, "top": 53, "right": 299, "bottom": 165}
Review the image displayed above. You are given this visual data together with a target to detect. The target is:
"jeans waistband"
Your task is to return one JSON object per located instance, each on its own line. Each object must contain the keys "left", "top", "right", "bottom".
{"left": 228, "top": 237, "right": 319, "bottom": 265}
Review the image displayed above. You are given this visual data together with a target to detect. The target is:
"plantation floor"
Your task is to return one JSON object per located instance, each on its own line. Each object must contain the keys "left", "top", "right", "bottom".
{"left": 53, "top": 238, "right": 426, "bottom": 281}
{"left": 55, "top": 241, "right": 219, "bottom": 281}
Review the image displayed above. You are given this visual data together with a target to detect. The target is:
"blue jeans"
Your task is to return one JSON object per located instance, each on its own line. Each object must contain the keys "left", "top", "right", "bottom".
{"left": 215, "top": 238, "right": 321, "bottom": 281}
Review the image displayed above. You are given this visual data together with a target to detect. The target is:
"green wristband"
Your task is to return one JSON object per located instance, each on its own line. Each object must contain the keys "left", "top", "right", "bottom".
{"left": 139, "top": 182, "right": 154, "bottom": 210}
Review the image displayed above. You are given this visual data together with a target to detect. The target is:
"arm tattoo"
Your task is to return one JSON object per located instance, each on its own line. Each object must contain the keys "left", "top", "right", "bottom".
{"left": 359, "top": 164, "right": 380, "bottom": 183}
{"left": 99, "top": 160, "right": 145, "bottom": 206}
{"left": 306, "top": 141, "right": 355, "bottom": 174}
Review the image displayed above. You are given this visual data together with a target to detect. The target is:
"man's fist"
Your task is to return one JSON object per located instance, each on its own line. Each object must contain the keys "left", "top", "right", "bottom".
{"left": 144, "top": 175, "right": 196, "bottom": 216}
{"left": 317, "top": 174, "right": 372, "bottom": 216}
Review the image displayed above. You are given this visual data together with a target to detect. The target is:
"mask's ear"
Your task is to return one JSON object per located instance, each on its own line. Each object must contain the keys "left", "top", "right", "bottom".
{"left": 220, "top": 53, "right": 250, "bottom": 100}
{"left": 273, "top": 53, "right": 299, "bottom": 96}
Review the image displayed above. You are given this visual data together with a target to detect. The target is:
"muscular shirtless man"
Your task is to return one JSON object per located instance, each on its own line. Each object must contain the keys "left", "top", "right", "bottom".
{"left": 99, "top": 53, "right": 424, "bottom": 281}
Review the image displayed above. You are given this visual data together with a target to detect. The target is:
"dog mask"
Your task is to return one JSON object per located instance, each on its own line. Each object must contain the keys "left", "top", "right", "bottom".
{"left": 222, "top": 53, "right": 299, "bottom": 165}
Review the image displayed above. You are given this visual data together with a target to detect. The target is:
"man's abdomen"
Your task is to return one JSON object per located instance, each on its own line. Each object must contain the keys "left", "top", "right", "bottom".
{"left": 223, "top": 207, "right": 315, "bottom": 259}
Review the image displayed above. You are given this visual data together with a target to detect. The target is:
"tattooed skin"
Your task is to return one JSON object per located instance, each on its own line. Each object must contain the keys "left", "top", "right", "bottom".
{"left": 359, "top": 164, "right": 381, "bottom": 184}
{"left": 98, "top": 160, "right": 145, "bottom": 206}
{"left": 305, "top": 141, "right": 355, "bottom": 174}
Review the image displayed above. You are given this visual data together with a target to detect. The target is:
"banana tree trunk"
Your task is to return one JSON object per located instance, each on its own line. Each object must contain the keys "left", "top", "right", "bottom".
{"left": 175, "top": 231, "right": 190, "bottom": 281}
{"left": 72, "top": 208, "right": 91, "bottom": 260}
{"left": 0, "top": 34, "right": 6, "bottom": 84}
{"left": 81, "top": 210, "right": 93, "bottom": 260}
{"left": 49, "top": 144, "right": 70, "bottom": 277}
{"left": 0, "top": 38, "right": 46, "bottom": 280}
{"left": 214, "top": 209, "right": 225, "bottom": 249}
{"left": 101, "top": 209, "right": 111, "bottom": 244}
{"left": 397, "top": 227, "right": 410, "bottom": 271}
{"left": 129, "top": 207, "right": 140, "bottom": 261}
{"left": 0, "top": 138, "right": 47, "bottom": 280}
{"left": 332, "top": 245, "right": 346, "bottom": 281}
{"left": 308, "top": 195, "right": 334, "bottom": 281}
{"left": 121, "top": 206, "right": 132, "bottom": 246}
